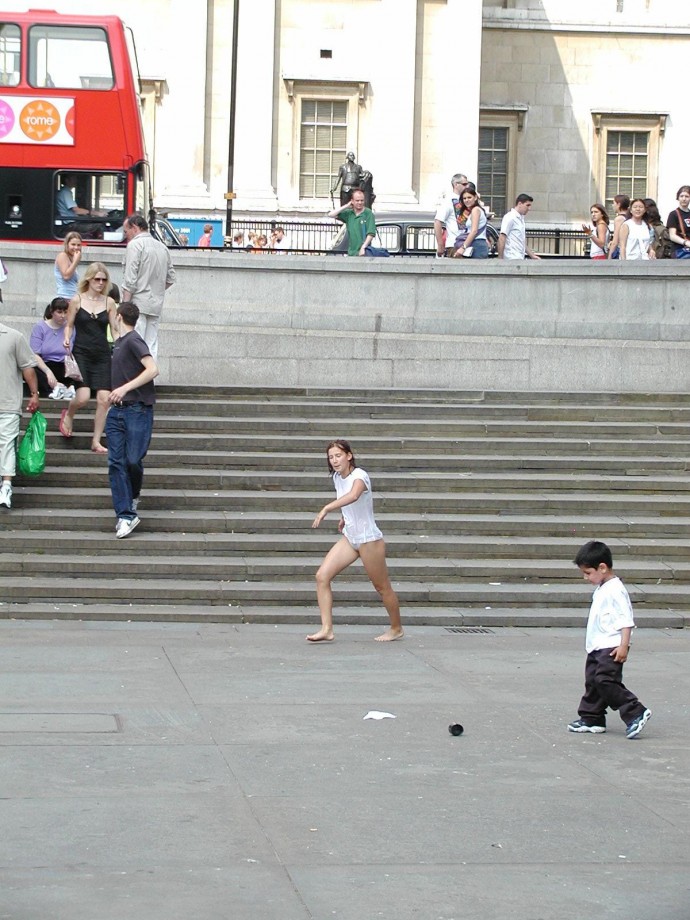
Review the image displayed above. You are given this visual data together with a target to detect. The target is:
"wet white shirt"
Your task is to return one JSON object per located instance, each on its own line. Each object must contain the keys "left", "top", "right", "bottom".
{"left": 334, "top": 467, "right": 383, "bottom": 547}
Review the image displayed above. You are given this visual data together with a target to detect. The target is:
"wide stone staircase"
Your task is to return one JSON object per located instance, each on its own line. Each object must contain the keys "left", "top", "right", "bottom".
{"left": 3, "top": 387, "right": 690, "bottom": 627}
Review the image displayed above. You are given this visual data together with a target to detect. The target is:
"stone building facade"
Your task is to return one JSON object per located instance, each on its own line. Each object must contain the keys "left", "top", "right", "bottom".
{"left": 31, "top": 0, "right": 690, "bottom": 226}
{"left": 480, "top": 0, "right": 690, "bottom": 224}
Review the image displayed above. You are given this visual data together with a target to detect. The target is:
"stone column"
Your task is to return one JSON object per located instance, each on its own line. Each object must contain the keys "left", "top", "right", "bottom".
{"left": 440, "top": 0, "right": 483, "bottom": 183}
{"left": 233, "top": 0, "right": 279, "bottom": 212}
{"left": 367, "top": 0, "right": 419, "bottom": 207}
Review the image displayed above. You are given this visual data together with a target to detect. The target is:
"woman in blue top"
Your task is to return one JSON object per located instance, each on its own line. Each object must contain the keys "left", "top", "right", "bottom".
{"left": 54, "top": 231, "right": 82, "bottom": 298}
{"left": 309, "top": 439, "right": 403, "bottom": 643}
{"left": 456, "top": 186, "right": 489, "bottom": 258}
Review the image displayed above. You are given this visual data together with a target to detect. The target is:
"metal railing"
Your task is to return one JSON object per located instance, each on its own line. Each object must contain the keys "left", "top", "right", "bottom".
{"left": 223, "top": 219, "right": 341, "bottom": 254}
{"left": 171, "top": 218, "right": 592, "bottom": 258}
{"left": 526, "top": 228, "right": 588, "bottom": 259}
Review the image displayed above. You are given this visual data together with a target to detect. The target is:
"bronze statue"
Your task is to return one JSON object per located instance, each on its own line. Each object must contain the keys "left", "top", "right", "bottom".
{"left": 331, "top": 152, "right": 376, "bottom": 208}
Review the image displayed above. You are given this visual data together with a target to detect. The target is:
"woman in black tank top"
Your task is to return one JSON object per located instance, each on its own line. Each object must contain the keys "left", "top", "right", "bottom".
{"left": 61, "top": 262, "right": 118, "bottom": 452}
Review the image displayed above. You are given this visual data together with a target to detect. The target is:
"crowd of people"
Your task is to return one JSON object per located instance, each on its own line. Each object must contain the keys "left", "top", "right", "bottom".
{"left": 599, "top": 187, "right": 690, "bottom": 261}
{"left": 229, "top": 226, "right": 288, "bottom": 252}
{"left": 434, "top": 175, "right": 690, "bottom": 261}
{"left": 0, "top": 212, "right": 175, "bottom": 540}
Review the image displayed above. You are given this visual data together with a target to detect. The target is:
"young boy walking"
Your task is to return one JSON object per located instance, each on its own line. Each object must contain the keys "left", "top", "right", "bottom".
{"left": 105, "top": 301, "right": 158, "bottom": 539}
{"left": 568, "top": 540, "right": 651, "bottom": 739}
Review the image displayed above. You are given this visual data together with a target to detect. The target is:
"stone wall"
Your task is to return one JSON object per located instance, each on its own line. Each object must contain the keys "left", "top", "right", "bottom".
{"left": 3, "top": 245, "right": 689, "bottom": 392}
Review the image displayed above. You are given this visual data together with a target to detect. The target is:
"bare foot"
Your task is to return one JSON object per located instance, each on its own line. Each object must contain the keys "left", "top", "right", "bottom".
{"left": 59, "top": 408, "right": 73, "bottom": 438}
{"left": 307, "top": 629, "right": 334, "bottom": 642}
{"left": 91, "top": 443, "right": 108, "bottom": 454}
{"left": 374, "top": 627, "right": 404, "bottom": 642}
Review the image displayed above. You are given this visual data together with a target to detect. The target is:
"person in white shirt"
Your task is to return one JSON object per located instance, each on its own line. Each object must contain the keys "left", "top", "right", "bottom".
{"left": 309, "top": 439, "right": 403, "bottom": 643}
{"left": 567, "top": 540, "right": 651, "bottom": 739}
{"left": 498, "top": 194, "right": 541, "bottom": 260}
{"left": 619, "top": 198, "right": 655, "bottom": 261}
{"left": 0, "top": 323, "right": 40, "bottom": 509}
{"left": 434, "top": 173, "right": 470, "bottom": 257}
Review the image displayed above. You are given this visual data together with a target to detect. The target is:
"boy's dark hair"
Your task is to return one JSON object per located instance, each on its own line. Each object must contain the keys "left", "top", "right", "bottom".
{"left": 109, "top": 282, "right": 121, "bottom": 304}
{"left": 574, "top": 540, "right": 613, "bottom": 570}
{"left": 117, "top": 300, "right": 140, "bottom": 327}
{"left": 515, "top": 193, "right": 534, "bottom": 205}
{"left": 675, "top": 185, "right": 690, "bottom": 199}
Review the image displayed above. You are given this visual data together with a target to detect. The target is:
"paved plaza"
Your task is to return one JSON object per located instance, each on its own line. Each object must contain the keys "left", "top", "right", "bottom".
{"left": 0, "top": 619, "right": 688, "bottom": 919}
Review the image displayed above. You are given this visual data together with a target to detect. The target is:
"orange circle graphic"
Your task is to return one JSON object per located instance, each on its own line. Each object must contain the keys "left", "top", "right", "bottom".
{"left": 65, "top": 105, "right": 75, "bottom": 139}
{"left": 20, "top": 99, "right": 61, "bottom": 142}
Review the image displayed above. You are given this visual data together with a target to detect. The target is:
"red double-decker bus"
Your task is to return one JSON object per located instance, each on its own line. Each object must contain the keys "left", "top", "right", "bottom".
{"left": 0, "top": 9, "right": 150, "bottom": 243}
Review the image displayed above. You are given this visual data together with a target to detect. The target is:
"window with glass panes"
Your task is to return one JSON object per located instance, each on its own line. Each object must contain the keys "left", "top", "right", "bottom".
{"left": 604, "top": 131, "right": 649, "bottom": 211}
{"left": 299, "top": 99, "right": 347, "bottom": 199}
{"left": 478, "top": 126, "right": 508, "bottom": 218}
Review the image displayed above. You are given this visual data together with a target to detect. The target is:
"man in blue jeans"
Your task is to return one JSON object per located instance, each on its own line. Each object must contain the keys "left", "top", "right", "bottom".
{"left": 105, "top": 301, "right": 159, "bottom": 539}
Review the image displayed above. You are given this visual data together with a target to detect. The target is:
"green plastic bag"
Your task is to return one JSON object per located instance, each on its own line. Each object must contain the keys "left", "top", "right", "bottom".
{"left": 17, "top": 410, "right": 47, "bottom": 477}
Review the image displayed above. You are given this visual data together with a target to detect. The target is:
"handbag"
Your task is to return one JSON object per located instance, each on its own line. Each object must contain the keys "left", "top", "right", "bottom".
{"left": 64, "top": 352, "right": 83, "bottom": 382}
{"left": 17, "top": 410, "right": 47, "bottom": 477}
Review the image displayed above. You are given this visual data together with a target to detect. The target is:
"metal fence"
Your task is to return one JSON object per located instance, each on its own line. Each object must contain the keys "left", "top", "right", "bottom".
{"left": 178, "top": 218, "right": 591, "bottom": 258}
{"left": 526, "top": 228, "right": 588, "bottom": 258}
{"left": 223, "top": 219, "right": 342, "bottom": 254}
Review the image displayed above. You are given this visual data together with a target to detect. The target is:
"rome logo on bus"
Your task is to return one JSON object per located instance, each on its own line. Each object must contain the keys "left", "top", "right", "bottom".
{"left": 20, "top": 100, "right": 61, "bottom": 141}
{"left": 0, "top": 95, "right": 75, "bottom": 145}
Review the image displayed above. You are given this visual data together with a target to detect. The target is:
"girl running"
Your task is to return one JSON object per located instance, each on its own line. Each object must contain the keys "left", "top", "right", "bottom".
{"left": 308, "top": 440, "right": 404, "bottom": 643}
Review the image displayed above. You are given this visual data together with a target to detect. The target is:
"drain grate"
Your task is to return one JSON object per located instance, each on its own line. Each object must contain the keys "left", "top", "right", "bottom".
{"left": 444, "top": 626, "right": 494, "bottom": 634}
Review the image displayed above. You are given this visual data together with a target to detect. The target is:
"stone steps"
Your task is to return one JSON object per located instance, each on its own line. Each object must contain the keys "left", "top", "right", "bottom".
{"left": 30, "top": 466, "right": 690, "bottom": 492}
{"left": 2, "top": 574, "right": 688, "bottom": 607}
{"left": 4, "top": 386, "right": 690, "bottom": 623}
{"left": 11, "top": 486, "right": 690, "bottom": 515}
{"left": 6, "top": 507, "right": 690, "bottom": 536}
{"left": 0, "top": 602, "right": 683, "bottom": 628}
{"left": 3, "top": 530, "right": 687, "bottom": 557}
{"left": 38, "top": 448, "right": 690, "bottom": 473}
{"left": 4, "top": 551, "right": 690, "bottom": 582}
{"left": 37, "top": 406, "right": 690, "bottom": 437}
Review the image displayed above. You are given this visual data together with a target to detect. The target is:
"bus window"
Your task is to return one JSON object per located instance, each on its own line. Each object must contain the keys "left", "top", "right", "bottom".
{"left": 54, "top": 170, "right": 126, "bottom": 240}
{"left": 0, "top": 23, "right": 20, "bottom": 87}
{"left": 28, "top": 25, "right": 113, "bottom": 90}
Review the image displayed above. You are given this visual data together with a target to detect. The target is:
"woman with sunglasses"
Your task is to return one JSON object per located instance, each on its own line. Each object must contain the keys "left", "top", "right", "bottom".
{"left": 61, "top": 262, "right": 118, "bottom": 453}
{"left": 30, "top": 297, "right": 79, "bottom": 398}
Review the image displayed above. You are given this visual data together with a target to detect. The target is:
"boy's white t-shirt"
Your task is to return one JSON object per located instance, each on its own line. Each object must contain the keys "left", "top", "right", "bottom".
{"left": 334, "top": 467, "right": 383, "bottom": 546}
{"left": 585, "top": 576, "right": 636, "bottom": 653}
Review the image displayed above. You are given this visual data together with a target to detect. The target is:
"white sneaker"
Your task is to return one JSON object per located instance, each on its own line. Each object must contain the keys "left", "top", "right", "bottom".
{"left": 49, "top": 384, "right": 65, "bottom": 399}
{"left": 0, "top": 482, "right": 12, "bottom": 508}
{"left": 62, "top": 385, "right": 76, "bottom": 400}
{"left": 115, "top": 516, "right": 140, "bottom": 539}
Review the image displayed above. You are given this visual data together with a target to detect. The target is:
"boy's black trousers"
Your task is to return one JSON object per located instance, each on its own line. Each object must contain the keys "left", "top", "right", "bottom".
{"left": 578, "top": 648, "right": 646, "bottom": 726}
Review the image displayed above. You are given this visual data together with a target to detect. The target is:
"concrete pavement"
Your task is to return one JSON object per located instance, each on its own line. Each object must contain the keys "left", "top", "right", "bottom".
{"left": 0, "top": 620, "right": 688, "bottom": 919}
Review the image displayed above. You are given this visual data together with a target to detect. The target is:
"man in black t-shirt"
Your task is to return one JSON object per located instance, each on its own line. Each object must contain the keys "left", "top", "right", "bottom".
{"left": 666, "top": 184, "right": 690, "bottom": 258}
{"left": 104, "top": 301, "right": 159, "bottom": 539}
